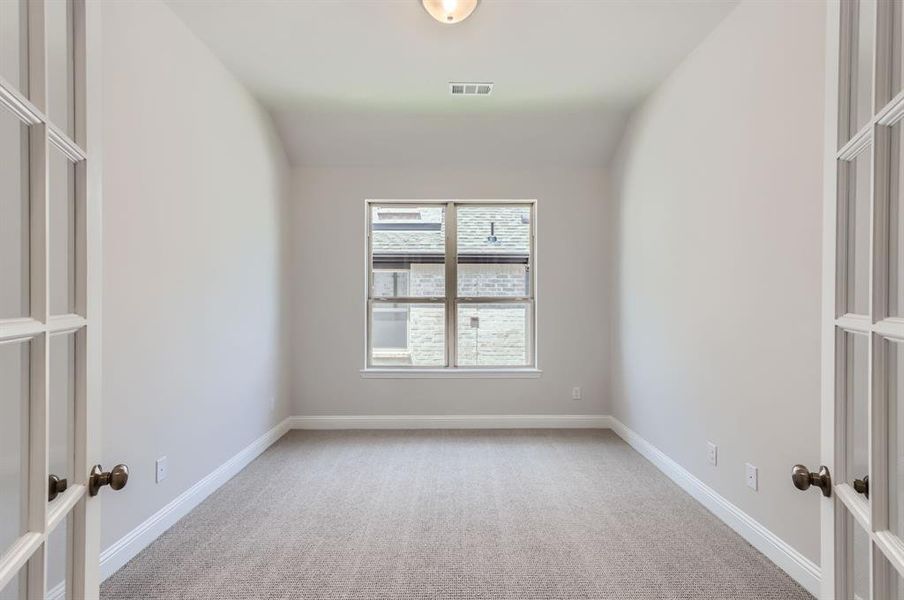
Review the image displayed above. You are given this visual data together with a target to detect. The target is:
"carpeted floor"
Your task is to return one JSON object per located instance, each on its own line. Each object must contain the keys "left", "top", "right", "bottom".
{"left": 101, "top": 430, "right": 813, "bottom": 600}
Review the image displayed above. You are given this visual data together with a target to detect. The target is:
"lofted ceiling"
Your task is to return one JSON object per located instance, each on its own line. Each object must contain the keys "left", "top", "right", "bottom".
{"left": 165, "top": 0, "right": 738, "bottom": 167}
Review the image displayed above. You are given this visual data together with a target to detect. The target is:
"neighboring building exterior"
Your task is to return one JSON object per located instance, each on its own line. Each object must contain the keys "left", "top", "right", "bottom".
{"left": 371, "top": 205, "right": 531, "bottom": 366}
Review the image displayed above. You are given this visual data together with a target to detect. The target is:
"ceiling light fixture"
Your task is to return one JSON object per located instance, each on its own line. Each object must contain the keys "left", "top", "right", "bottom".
{"left": 421, "top": 0, "right": 478, "bottom": 24}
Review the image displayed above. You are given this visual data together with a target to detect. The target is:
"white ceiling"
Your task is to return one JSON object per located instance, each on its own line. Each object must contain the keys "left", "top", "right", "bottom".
{"left": 165, "top": 0, "right": 738, "bottom": 167}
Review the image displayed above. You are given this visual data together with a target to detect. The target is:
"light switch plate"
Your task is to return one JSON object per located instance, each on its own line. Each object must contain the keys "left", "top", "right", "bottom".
{"left": 707, "top": 442, "right": 717, "bottom": 467}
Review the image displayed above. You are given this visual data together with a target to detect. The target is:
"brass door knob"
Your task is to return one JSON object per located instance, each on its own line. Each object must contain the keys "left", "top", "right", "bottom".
{"left": 89, "top": 464, "right": 129, "bottom": 497}
{"left": 791, "top": 464, "right": 832, "bottom": 497}
{"left": 853, "top": 475, "right": 869, "bottom": 498}
{"left": 48, "top": 474, "right": 68, "bottom": 502}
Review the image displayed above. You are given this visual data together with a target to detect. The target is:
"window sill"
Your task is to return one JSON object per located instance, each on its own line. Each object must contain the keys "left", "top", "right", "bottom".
{"left": 360, "top": 368, "right": 542, "bottom": 379}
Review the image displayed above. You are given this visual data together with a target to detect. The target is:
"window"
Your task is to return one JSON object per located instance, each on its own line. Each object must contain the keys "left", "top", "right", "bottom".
{"left": 371, "top": 270, "right": 411, "bottom": 363}
{"left": 366, "top": 201, "right": 536, "bottom": 370}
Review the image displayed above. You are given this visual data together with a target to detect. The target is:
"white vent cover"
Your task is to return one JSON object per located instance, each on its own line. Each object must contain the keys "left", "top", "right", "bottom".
{"left": 450, "top": 82, "right": 494, "bottom": 96}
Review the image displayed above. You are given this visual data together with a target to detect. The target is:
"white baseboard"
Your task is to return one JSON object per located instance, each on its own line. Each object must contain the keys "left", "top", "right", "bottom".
{"left": 99, "top": 412, "right": 819, "bottom": 598}
{"left": 99, "top": 417, "right": 291, "bottom": 580}
{"left": 607, "top": 417, "right": 821, "bottom": 597}
{"left": 287, "top": 414, "right": 613, "bottom": 429}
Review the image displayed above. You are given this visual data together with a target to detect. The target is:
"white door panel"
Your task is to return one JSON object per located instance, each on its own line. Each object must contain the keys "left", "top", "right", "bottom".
{"left": 817, "top": 1, "right": 904, "bottom": 598}
{"left": 0, "top": 1, "right": 108, "bottom": 598}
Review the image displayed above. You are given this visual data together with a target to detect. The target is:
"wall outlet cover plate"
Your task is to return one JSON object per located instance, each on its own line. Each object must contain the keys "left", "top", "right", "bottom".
{"left": 156, "top": 457, "right": 168, "bottom": 483}
{"left": 745, "top": 463, "right": 758, "bottom": 490}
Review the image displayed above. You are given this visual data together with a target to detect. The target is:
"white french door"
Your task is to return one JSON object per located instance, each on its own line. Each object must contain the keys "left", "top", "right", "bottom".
{"left": 0, "top": 1, "right": 108, "bottom": 599}
{"left": 819, "top": 0, "right": 904, "bottom": 598}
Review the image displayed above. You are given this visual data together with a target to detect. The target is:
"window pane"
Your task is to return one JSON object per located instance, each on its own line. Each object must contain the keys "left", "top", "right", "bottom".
{"left": 0, "top": 0, "right": 28, "bottom": 93}
{"left": 373, "top": 270, "right": 409, "bottom": 298}
{"left": 849, "top": 0, "right": 875, "bottom": 141}
{"left": 457, "top": 302, "right": 530, "bottom": 367}
{"left": 0, "top": 340, "right": 29, "bottom": 557}
{"left": 370, "top": 303, "right": 444, "bottom": 367}
{"left": 46, "top": 0, "right": 74, "bottom": 136}
{"left": 49, "top": 333, "right": 75, "bottom": 492}
{"left": 457, "top": 205, "right": 531, "bottom": 297}
{"left": 0, "top": 106, "right": 29, "bottom": 318}
{"left": 371, "top": 206, "right": 444, "bottom": 297}
{"left": 845, "top": 148, "right": 871, "bottom": 315}
{"left": 844, "top": 331, "right": 870, "bottom": 487}
{"left": 49, "top": 145, "right": 76, "bottom": 315}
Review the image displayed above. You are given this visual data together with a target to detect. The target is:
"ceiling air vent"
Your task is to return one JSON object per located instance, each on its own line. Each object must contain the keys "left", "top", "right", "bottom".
{"left": 450, "top": 82, "right": 494, "bottom": 96}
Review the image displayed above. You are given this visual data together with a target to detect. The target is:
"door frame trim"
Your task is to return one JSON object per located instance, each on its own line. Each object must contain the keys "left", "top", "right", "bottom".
{"left": 820, "top": 2, "right": 842, "bottom": 598}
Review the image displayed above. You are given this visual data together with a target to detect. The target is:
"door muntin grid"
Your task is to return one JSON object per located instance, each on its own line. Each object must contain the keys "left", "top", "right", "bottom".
{"left": 834, "top": 0, "right": 904, "bottom": 594}
{"left": 0, "top": 0, "right": 93, "bottom": 597}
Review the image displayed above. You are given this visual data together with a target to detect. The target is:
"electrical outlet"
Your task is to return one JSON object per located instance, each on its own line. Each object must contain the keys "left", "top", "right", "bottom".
{"left": 269, "top": 396, "right": 276, "bottom": 412}
{"left": 707, "top": 442, "right": 718, "bottom": 467}
{"left": 745, "top": 463, "right": 758, "bottom": 490}
{"left": 156, "top": 456, "right": 168, "bottom": 483}
{"left": 571, "top": 386, "right": 582, "bottom": 400}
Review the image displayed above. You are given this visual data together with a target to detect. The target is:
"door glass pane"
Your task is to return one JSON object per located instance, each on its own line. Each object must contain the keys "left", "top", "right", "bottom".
{"left": 890, "top": 566, "right": 904, "bottom": 600}
{"left": 49, "top": 145, "right": 76, "bottom": 315}
{"left": 457, "top": 205, "right": 531, "bottom": 297}
{"left": 845, "top": 148, "right": 872, "bottom": 315}
{"left": 49, "top": 333, "right": 75, "bottom": 492}
{"left": 889, "top": 339, "right": 904, "bottom": 539}
{"left": 851, "top": 515, "right": 872, "bottom": 600}
{"left": 850, "top": 0, "right": 876, "bottom": 140}
{"left": 0, "top": 568, "right": 26, "bottom": 600}
{"left": 0, "top": 340, "right": 29, "bottom": 555}
{"left": 0, "top": 107, "right": 29, "bottom": 318}
{"left": 457, "top": 302, "right": 531, "bottom": 367}
{"left": 886, "top": 120, "right": 904, "bottom": 319}
{"left": 895, "top": 0, "right": 904, "bottom": 99}
{"left": 370, "top": 303, "right": 444, "bottom": 367}
{"left": 892, "top": 121, "right": 904, "bottom": 317}
{"left": 844, "top": 331, "right": 870, "bottom": 485}
{"left": 46, "top": 0, "right": 74, "bottom": 137}
{"left": 370, "top": 206, "right": 445, "bottom": 298}
{"left": 46, "top": 513, "right": 71, "bottom": 599}
{"left": 0, "top": 0, "right": 28, "bottom": 93}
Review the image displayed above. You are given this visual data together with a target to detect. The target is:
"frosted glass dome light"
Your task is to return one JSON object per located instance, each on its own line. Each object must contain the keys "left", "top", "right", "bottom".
{"left": 421, "top": 0, "right": 479, "bottom": 24}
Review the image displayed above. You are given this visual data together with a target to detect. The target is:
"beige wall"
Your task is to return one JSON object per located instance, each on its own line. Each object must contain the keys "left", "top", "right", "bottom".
{"left": 610, "top": 0, "right": 825, "bottom": 564}
{"left": 290, "top": 166, "right": 611, "bottom": 416}
{"left": 94, "top": 0, "right": 827, "bottom": 584}
{"left": 101, "top": 0, "right": 290, "bottom": 556}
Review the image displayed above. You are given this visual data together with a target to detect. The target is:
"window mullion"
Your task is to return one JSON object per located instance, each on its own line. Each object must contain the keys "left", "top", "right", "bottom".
{"left": 446, "top": 202, "right": 457, "bottom": 368}
{"left": 366, "top": 200, "right": 536, "bottom": 370}
{"left": 456, "top": 297, "right": 532, "bottom": 303}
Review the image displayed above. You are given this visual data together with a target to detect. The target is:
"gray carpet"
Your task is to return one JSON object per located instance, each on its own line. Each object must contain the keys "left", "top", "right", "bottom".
{"left": 101, "top": 430, "right": 813, "bottom": 600}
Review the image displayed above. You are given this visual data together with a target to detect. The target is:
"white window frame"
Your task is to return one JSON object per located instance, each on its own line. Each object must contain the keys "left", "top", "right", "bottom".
{"left": 362, "top": 199, "right": 540, "bottom": 378}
